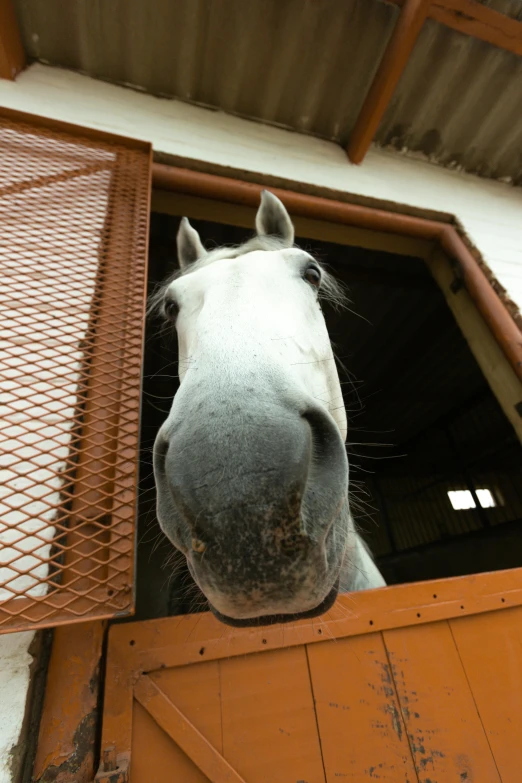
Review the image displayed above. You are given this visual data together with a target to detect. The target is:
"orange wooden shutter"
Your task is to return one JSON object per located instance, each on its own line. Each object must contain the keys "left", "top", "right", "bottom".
{"left": 0, "top": 108, "right": 151, "bottom": 633}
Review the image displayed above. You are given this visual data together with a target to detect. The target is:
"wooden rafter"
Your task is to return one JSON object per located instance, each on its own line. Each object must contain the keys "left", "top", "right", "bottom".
{"left": 0, "top": 0, "right": 24, "bottom": 80}
{"left": 347, "top": 0, "right": 432, "bottom": 165}
{"left": 387, "top": 0, "right": 522, "bottom": 54}
{"left": 33, "top": 622, "right": 106, "bottom": 783}
{"left": 348, "top": 0, "right": 522, "bottom": 164}
{"left": 431, "top": 0, "right": 522, "bottom": 58}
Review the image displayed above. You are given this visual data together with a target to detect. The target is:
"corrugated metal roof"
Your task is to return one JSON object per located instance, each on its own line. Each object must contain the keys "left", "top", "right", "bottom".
{"left": 376, "top": 15, "right": 522, "bottom": 184}
{"left": 14, "top": 0, "right": 522, "bottom": 182}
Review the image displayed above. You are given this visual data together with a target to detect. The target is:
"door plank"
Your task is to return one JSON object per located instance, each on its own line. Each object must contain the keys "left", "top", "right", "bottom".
{"left": 307, "top": 633, "right": 418, "bottom": 782}
{"left": 384, "top": 621, "right": 501, "bottom": 783}
{"left": 134, "top": 674, "right": 247, "bottom": 783}
{"left": 220, "top": 646, "right": 326, "bottom": 783}
{"left": 150, "top": 661, "right": 223, "bottom": 752}
{"left": 450, "top": 606, "right": 522, "bottom": 782}
{"left": 132, "top": 700, "right": 211, "bottom": 783}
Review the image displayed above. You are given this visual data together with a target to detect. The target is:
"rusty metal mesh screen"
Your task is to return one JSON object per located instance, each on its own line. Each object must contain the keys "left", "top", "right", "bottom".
{"left": 0, "top": 112, "right": 151, "bottom": 633}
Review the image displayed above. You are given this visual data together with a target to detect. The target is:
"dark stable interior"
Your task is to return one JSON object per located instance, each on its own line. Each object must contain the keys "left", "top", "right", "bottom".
{"left": 133, "top": 212, "right": 522, "bottom": 622}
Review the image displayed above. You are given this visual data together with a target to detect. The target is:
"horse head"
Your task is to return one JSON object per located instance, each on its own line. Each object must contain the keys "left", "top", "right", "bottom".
{"left": 152, "top": 191, "right": 384, "bottom": 626}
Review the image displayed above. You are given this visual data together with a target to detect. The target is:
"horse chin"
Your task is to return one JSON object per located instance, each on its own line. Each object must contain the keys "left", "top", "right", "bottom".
{"left": 208, "top": 579, "right": 340, "bottom": 628}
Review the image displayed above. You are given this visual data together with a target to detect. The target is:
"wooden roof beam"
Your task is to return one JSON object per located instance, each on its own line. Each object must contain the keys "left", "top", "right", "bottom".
{"left": 349, "top": 0, "right": 522, "bottom": 164}
{"left": 431, "top": 0, "right": 522, "bottom": 58}
{"left": 346, "top": 0, "right": 432, "bottom": 165}
{"left": 0, "top": 0, "right": 25, "bottom": 80}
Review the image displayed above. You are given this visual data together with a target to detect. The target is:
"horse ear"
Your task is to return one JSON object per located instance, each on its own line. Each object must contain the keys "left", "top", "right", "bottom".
{"left": 255, "top": 190, "right": 295, "bottom": 247}
{"left": 177, "top": 217, "right": 206, "bottom": 269}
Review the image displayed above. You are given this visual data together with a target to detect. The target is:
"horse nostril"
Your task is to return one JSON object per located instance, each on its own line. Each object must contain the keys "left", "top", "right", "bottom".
{"left": 191, "top": 538, "right": 207, "bottom": 554}
{"left": 153, "top": 434, "right": 169, "bottom": 474}
{"left": 303, "top": 407, "right": 336, "bottom": 461}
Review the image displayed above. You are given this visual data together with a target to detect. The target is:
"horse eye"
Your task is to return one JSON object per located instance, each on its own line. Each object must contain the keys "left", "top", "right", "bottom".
{"left": 304, "top": 265, "right": 321, "bottom": 288}
{"left": 164, "top": 298, "right": 179, "bottom": 322}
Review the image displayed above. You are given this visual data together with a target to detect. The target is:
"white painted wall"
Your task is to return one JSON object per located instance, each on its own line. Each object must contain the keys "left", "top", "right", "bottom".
{"left": 0, "top": 633, "right": 34, "bottom": 782}
{"left": 0, "top": 63, "right": 521, "bottom": 781}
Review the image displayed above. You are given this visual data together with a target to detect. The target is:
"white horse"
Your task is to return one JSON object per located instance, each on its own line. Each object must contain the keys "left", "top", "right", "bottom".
{"left": 153, "top": 191, "right": 385, "bottom": 626}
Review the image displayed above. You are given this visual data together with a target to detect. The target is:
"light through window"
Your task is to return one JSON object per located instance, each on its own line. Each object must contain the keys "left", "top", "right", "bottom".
{"left": 447, "top": 489, "right": 496, "bottom": 510}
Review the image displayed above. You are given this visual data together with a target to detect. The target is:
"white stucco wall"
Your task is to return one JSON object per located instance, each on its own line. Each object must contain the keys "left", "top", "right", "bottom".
{"left": 0, "top": 63, "right": 521, "bottom": 780}
{"left": 0, "top": 633, "right": 34, "bottom": 782}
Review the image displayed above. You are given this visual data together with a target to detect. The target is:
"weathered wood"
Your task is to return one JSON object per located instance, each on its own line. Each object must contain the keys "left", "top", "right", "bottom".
{"left": 427, "top": 248, "right": 522, "bottom": 441}
{"left": 0, "top": 0, "right": 24, "bottom": 80}
{"left": 33, "top": 622, "right": 105, "bottom": 783}
{"left": 451, "top": 606, "right": 522, "bottom": 782}
{"left": 134, "top": 674, "right": 247, "bottom": 783}
{"left": 219, "top": 647, "right": 326, "bottom": 783}
{"left": 383, "top": 621, "right": 501, "bottom": 782}
{"left": 308, "top": 632, "right": 417, "bottom": 781}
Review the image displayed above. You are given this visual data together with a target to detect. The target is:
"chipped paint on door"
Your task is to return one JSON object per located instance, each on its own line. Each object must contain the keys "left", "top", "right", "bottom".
{"left": 97, "top": 571, "right": 522, "bottom": 782}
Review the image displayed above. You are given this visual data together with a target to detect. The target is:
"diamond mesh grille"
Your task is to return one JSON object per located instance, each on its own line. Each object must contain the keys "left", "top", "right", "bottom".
{"left": 0, "top": 110, "right": 151, "bottom": 633}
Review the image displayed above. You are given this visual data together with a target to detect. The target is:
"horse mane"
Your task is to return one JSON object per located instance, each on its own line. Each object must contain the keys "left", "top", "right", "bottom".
{"left": 148, "top": 234, "right": 348, "bottom": 318}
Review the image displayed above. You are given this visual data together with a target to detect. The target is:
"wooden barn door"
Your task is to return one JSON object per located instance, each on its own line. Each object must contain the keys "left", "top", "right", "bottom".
{"left": 97, "top": 569, "right": 522, "bottom": 782}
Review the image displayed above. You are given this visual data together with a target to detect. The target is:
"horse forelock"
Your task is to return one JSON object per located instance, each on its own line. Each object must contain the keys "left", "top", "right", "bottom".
{"left": 148, "top": 234, "right": 348, "bottom": 318}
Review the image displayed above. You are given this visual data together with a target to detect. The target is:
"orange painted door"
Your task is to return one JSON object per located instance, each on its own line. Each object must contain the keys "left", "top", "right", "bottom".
{"left": 97, "top": 569, "right": 522, "bottom": 782}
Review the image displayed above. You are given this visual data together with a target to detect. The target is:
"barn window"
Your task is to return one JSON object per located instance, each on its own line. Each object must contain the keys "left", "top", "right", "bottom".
{"left": 447, "top": 489, "right": 497, "bottom": 510}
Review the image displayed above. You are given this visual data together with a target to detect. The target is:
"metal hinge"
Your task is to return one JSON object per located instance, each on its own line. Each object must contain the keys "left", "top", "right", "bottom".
{"left": 94, "top": 747, "right": 129, "bottom": 783}
{"left": 450, "top": 275, "right": 465, "bottom": 294}
{"left": 448, "top": 256, "right": 465, "bottom": 294}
